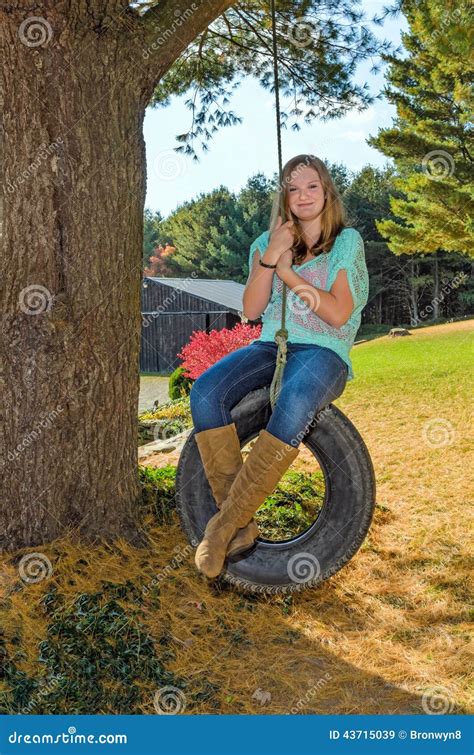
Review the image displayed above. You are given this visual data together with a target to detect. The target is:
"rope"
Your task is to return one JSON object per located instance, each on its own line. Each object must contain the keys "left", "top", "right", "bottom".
{"left": 269, "top": 0, "right": 288, "bottom": 410}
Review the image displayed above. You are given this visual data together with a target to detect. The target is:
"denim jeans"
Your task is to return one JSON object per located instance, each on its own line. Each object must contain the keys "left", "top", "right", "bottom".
{"left": 189, "top": 340, "right": 349, "bottom": 447}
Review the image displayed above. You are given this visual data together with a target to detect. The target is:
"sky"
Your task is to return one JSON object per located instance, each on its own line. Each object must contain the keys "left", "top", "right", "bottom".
{"left": 143, "top": 1, "right": 408, "bottom": 219}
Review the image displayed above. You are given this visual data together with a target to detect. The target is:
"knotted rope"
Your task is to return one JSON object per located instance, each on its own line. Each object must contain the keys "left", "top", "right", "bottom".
{"left": 269, "top": 0, "right": 289, "bottom": 410}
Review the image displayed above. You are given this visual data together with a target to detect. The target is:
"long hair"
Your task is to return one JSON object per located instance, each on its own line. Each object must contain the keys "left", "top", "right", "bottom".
{"left": 268, "top": 154, "right": 348, "bottom": 265}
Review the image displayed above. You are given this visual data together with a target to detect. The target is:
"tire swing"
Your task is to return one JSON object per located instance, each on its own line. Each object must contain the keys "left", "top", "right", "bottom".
{"left": 175, "top": 0, "right": 376, "bottom": 595}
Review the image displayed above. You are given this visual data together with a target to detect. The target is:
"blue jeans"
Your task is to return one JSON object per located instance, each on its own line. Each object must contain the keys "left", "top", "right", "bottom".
{"left": 189, "top": 341, "right": 349, "bottom": 447}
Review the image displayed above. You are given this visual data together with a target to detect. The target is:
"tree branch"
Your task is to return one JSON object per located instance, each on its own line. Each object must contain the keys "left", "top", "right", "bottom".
{"left": 137, "top": 0, "right": 235, "bottom": 100}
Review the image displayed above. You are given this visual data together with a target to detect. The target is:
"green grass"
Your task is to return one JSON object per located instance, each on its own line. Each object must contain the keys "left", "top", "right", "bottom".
{"left": 352, "top": 323, "right": 473, "bottom": 402}
{"left": 255, "top": 470, "right": 325, "bottom": 540}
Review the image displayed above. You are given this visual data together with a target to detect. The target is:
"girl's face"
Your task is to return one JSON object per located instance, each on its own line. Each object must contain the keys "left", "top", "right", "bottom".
{"left": 286, "top": 165, "right": 326, "bottom": 222}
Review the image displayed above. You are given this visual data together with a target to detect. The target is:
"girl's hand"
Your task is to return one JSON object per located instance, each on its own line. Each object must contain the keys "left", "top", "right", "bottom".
{"left": 276, "top": 248, "right": 293, "bottom": 274}
{"left": 267, "top": 215, "right": 295, "bottom": 257}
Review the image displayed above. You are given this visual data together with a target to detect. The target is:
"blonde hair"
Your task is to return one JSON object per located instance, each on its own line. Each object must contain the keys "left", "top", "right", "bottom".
{"left": 268, "top": 154, "right": 348, "bottom": 265}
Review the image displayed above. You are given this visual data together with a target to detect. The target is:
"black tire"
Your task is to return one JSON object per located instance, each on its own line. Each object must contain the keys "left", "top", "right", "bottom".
{"left": 175, "top": 386, "right": 376, "bottom": 596}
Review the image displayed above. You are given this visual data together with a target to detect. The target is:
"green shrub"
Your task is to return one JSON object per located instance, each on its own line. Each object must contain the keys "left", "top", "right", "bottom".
{"left": 168, "top": 366, "right": 193, "bottom": 399}
{"left": 137, "top": 465, "right": 176, "bottom": 525}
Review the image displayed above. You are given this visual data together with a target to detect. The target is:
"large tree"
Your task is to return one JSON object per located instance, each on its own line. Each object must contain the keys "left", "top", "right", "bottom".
{"left": 1, "top": 0, "right": 394, "bottom": 551}
{"left": 368, "top": 0, "right": 473, "bottom": 257}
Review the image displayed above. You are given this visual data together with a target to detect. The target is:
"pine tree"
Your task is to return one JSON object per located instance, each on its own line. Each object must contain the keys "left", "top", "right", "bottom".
{"left": 142, "top": 209, "right": 163, "bottom": 269}
{"left": 368, "top": 0, "right": 473, "bottom": 257}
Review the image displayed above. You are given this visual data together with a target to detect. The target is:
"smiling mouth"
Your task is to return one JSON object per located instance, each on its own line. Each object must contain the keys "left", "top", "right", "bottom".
{"left": 298, "top": 203, "right": 313, "bottom": 207}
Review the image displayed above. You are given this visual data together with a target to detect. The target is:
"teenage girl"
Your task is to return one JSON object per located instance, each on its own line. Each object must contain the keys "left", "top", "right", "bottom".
{"left": 190, "top": 153, "right": 369, "bottom": 578}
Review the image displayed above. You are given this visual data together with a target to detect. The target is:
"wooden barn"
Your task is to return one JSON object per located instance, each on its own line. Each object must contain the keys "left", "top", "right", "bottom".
{"left": 140, "top": 276, "right": 249, "bottom": 374}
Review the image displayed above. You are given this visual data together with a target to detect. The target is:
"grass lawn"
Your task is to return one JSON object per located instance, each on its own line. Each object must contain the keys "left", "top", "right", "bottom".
{"left": 1, "top": 320, "right": 472, "bottom": 715}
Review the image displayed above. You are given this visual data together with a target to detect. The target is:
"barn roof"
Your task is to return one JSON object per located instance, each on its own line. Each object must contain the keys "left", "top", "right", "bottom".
{"left": 145, "top": 277, "right": 245, "bottom": 312}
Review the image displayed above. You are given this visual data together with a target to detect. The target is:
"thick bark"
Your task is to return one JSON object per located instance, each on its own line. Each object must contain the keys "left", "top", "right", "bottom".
{"left": 0, "top": 0, "right": 233, "bottom": 551}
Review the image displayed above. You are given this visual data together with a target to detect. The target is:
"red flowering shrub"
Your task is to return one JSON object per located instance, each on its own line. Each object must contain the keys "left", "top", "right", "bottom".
{"left": 177, "top": 323, "right": 262, "bottom": 380}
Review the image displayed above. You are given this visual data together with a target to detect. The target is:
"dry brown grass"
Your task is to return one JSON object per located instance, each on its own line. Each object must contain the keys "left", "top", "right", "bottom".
{"left": 1, "top": 320, "right": 472, "bottom": 715}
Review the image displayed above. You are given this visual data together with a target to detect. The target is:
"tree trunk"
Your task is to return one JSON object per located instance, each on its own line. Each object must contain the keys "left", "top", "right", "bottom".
{"left": 1, "top": 0, "right": 234, "bottom": 552}
{"left": 376, "top": 293, "right": 382, "bottom": 324}
{"left": 3, "top": 0, "right": 235, "bottom": 552}
{"left": 408, "top": 258, "right": 419, "bottom": 325}
{"left": 432, "top": 251, "right": 439, "bottom": 319}
{"left": 1, "top": 5, "right": 157, "bottom": 551}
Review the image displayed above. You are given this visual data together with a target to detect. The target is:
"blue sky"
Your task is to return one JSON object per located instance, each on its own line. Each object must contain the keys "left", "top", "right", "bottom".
{"left": 144, "top": 1, "right": 408, "bottom": 218}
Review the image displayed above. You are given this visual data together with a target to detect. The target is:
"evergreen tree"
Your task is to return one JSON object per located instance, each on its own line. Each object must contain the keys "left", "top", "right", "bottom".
{"left": 143, "top": 209, "right": 163, "bottom": 268}
{"left": 368, "top": 0, "right": 473, "bottom": 257}
{"left": 343, "top": 164, "right": 397, "bottom": 323}
{"left": 159, "top": 187, "right": 239, "bottom": 278}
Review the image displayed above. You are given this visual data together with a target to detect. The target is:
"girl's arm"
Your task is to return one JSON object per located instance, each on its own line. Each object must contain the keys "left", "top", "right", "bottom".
{"left": 243, "top": 219, "right": 296, "bottom": 321}
{"left": 276, "top": 256, "right": 354, "bottom": 328}
{"left": 242, "top": 244, "right": 284, "bottom": 321}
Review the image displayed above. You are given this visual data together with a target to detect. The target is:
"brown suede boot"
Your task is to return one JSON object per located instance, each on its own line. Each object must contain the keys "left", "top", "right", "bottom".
{"left": 194, "top": 422, "right": 260, "bottom": 558}
{"left": 194, "top": 429, "right": 300, "bottom": 578}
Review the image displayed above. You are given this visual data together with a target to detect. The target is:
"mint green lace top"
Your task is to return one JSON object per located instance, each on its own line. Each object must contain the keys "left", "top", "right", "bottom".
{"left": 247, "top": 227, "right": 369, "bottom": 381}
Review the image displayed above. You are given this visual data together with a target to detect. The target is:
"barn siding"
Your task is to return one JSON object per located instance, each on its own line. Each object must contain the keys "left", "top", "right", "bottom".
{"left": 140, "top": 280, "right": 243, "bottom": 374}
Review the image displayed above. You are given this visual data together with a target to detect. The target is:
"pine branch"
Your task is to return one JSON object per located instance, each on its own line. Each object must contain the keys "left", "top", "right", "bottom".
{"left": 137, "top": 0, "right": 235, "bottom": 94}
